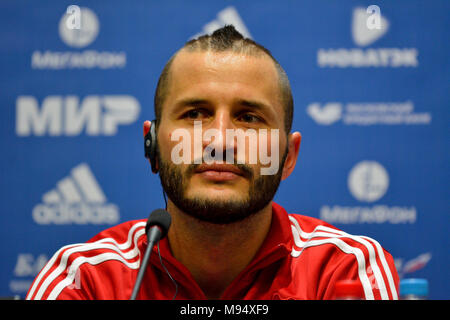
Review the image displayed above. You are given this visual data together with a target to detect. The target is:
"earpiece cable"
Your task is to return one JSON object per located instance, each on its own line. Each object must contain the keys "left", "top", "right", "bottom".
{"left": 157, "top": 242, "right": 178, "bottom": 300}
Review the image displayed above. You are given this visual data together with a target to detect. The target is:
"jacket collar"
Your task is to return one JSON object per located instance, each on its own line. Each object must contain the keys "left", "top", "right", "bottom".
{"left": 147, "top": 202, "right": 294, "bottom": 297}
{"left": 241, "top": 202, "right": 293, "bottom": 270}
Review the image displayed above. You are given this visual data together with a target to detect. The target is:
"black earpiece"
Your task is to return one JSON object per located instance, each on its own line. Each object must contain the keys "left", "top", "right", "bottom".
{"left": 144, "top": 120, "right": 158, "bottom": 173}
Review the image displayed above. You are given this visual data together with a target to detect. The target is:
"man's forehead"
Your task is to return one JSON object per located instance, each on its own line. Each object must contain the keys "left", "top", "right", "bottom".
{"left": 166, "top": 50, "right": 282, "bottom": 107}
{"left": 170, "top": 49, "right": 279, "bottom": 82}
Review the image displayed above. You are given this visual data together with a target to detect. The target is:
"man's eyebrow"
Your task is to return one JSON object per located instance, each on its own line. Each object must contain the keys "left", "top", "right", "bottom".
{"left": 236, "top": 99, "right": 279, "bottom": 121}
{"left": 171, "top": 97, "right": 276, "bottom": 117}
{"left": 170, "top": 98, "right": 210, "bottom": 115}
{"left": 236, "top": 99, "right": 272, "bottom": 112}
{"left": 175, "top": 98, "right": 210, "bottom": 108}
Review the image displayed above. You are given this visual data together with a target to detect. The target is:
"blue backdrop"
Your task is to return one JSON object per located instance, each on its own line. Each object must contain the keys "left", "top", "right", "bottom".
{"left": 0, "top": 0, "right": 448, "bottom": 299}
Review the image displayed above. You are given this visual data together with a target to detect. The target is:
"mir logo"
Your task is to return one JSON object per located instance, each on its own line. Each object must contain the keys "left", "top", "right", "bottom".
{"left": 16, "top": 95, "right": 140, "bottom": 136}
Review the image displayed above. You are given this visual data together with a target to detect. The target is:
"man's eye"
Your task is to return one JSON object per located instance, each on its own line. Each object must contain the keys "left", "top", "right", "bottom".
{"left": 238, "top": 113, "right": 261, "bottom": 123}
{"left": 184, "top": 109, "right": 204, "bottom": 119}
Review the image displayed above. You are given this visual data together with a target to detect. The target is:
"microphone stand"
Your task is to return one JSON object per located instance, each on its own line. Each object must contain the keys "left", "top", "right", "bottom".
{"left": 130, "top": 227, "right": 162, "bottom": 300}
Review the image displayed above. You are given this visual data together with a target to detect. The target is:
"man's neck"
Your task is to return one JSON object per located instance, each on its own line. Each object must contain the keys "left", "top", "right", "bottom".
{"left": 166, "top": 201, "right": 273, "bottom": 299}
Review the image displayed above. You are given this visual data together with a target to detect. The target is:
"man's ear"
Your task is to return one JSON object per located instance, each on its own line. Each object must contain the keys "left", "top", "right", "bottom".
{"left": 281, "top": 131, "right": 302, "bottom": 181}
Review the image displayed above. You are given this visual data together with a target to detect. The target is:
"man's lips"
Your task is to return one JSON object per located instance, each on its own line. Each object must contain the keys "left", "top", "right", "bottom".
{"left": 194, "top": 163, "right": 245, "bottom": 181}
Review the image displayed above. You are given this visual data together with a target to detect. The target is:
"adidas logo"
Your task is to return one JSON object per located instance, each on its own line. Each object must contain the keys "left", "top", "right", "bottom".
{"left": 192, "top": 6, "right": 252, "bottom": 39}
{"left": 32, "top": 163, "right": 120, "bottom": 225}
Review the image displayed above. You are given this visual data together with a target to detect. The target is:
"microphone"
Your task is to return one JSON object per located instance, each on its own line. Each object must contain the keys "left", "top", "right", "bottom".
{"left": 130, "top": 209, "right": 171, "bottom": 300}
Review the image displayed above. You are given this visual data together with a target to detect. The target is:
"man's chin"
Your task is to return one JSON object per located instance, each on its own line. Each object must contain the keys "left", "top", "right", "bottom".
{"left": 174, "top": 196, "right": 257, "bottom": 225}
{"left": 185, "top": 186, "right": 248, "bottom": 202}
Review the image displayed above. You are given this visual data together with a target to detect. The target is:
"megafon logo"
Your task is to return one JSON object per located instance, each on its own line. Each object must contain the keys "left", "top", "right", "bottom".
{"left": 59, "top": 6, "right": 99, "bottom": 48}
{"left": 320, "top": 160, "right": 418, "bottom": 224}
{"left": 32, "top": 163, "right": 120, "bottom": 225}
{"left": 348, "top": 161, "right": 389, "bottom": 202}
{"left": 32, "top": 6, "right": 126, "bottom": 69}
{"left": 192, "top": 6, "right": 252, "bottom": 39}
{"left": 317, "top": 6, "right": 418, "bottom": 68}
{"left": 16, "top": 95, "right": 140, "bottom": 136}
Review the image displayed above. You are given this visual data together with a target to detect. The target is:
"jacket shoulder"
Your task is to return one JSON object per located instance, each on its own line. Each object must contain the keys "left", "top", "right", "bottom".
{"left": 26, "top": 220, "right": 146, "bottom": 300}
{"left": 286, "top": 213, "right": 399, "bottom": 300}
{"left": 87, "top": 219, "right": 147, "bottom": 243}
{"left": 287, "top": 213, "right": 340, "bottom": 233}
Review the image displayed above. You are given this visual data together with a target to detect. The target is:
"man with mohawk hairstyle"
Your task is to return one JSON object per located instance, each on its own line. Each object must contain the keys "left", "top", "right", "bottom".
{"left": 27, "top": 25, "right": 399, "bottom": 301}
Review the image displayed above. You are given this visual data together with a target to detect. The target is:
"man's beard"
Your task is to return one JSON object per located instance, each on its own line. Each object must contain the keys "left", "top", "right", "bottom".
{"left": 158, "top": 152, "right": 287, "bottom": 225}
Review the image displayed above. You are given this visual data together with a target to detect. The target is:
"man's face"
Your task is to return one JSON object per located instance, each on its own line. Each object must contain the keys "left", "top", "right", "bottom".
{"left": 157, "top": 50, "right": 288, "bottom": 224}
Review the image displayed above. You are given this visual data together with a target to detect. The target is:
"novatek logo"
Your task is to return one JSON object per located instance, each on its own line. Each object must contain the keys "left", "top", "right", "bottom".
{"left": 16, "top": 95, "right": 140, "bottom": 136}
{"left": 317, "top": 7, "right": 418, "bottom": 68}
{"left": 352, "top": 7, "right": 389, "bottom": 47}
{"left": 32, "top": 163, "right": 120, "bottom": 225}
{"left": 192, "top": 6, "right": 252, "bottom": 39}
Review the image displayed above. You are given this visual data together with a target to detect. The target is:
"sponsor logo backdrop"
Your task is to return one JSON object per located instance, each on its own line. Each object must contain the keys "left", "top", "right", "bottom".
{"left": 0, "top": 0, "right": 448, "bottom": 299}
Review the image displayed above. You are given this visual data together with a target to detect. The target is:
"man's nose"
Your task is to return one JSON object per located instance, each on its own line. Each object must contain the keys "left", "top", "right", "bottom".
{"left": 202, "top": 111, "right": 236, "bottom": 159}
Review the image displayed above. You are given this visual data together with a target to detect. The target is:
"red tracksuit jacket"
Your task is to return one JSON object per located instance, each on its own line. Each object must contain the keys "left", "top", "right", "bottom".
{"left": 26, "top": 202, "right": 399, "bottom": 300}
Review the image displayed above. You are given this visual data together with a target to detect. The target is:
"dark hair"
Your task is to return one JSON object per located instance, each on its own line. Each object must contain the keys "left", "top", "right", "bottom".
{"left": 154, "top": 25, "right": 293, "bottom": 134}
